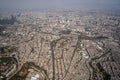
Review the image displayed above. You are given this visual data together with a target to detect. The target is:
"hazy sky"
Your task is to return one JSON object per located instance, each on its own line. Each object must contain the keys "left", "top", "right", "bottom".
{"left": 0, "top": 0, "right": 120, "bottom": 10}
